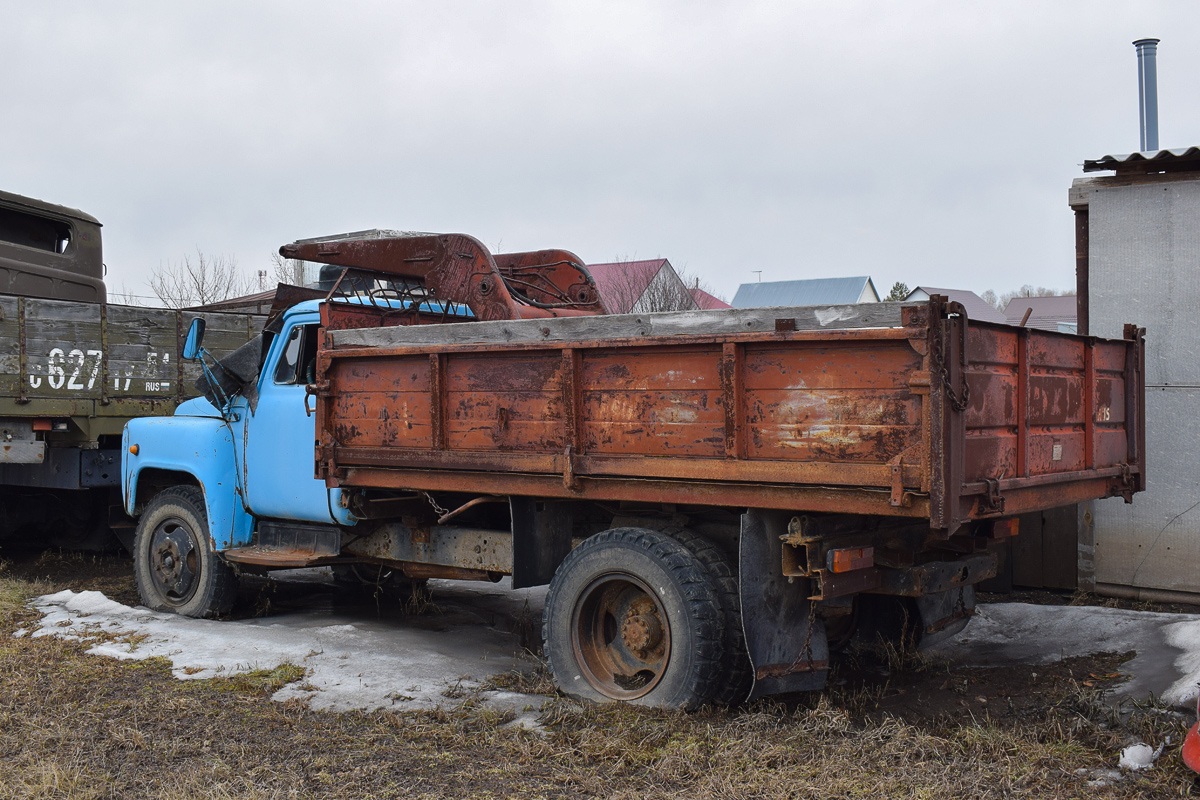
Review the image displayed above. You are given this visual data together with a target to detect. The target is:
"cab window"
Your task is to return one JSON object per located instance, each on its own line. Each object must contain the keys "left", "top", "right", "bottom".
{"left": 272, "top": 324, "right": 319, "bottom": 385}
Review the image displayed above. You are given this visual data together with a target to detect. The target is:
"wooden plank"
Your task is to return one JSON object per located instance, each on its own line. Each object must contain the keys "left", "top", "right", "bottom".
{"left": 329, "top": 302, "right": 915, "bottom": 349}
{"left": 0, "top": 297, "right": 264, "bottom": 408}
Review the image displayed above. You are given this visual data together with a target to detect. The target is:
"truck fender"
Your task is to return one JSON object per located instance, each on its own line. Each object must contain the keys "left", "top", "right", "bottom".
{"left": 122, "top": 416, "right": 254, "bottom": 550}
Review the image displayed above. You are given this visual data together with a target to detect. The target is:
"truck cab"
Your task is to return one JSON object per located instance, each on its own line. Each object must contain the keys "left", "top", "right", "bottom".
{"left": 122, "top": 301, "right": 355, "bottom": 616}
{"left": 121, "top": 231, "right": 607, "bottom": 619}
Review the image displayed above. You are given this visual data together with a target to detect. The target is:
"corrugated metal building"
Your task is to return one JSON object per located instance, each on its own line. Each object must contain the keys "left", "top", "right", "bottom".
{"left": 1070, "top": 146, "right": 1200, "bottom": 602}
{"left": 732, "top": 276, "right": 878, "bottom": 308}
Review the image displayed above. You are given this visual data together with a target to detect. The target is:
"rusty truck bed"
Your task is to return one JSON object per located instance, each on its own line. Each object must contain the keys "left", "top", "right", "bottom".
{"left": 312, "top": 298, "right": 1145, "bottom": 535}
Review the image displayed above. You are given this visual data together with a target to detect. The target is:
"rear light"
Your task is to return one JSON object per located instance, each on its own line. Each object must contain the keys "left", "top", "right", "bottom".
{"left": 991, "top": 518, "right": 1019, "bottom": 538}
{"left": 827, "top": 546, "right": 874, "bottom": 573}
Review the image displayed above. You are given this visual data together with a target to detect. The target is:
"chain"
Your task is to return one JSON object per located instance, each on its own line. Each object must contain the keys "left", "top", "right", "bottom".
{"left": 421, "top": 491, "right": 450, "bottom": 517}
{"left": 932, "top": 318, "right": 971, "bottom": 413}
{"left": 786, "top": 596, "right": 821, "bottom": 675}
{"left": 940, "top": 367, "right": 971, "bottom": 412}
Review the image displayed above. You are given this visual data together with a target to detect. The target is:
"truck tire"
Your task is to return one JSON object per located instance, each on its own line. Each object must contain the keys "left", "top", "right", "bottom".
{"left": 542, "top": 527, "right": 725, "bottom": 711}
{"left": 133, "top": 486, "right": 238, "bottom": 618}
{"left": 668, "top": 529, "right": 753, "bottom": 707}
{"left": 331, "top": 564, "right": 427, "bottom": 602}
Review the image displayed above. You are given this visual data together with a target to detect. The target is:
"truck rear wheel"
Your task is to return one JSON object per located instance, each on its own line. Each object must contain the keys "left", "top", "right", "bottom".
{"left": 133, "top": 486, "right": 238, "bottom": 618}
{"left": 669, "top": 529, "right": 753, "bottom": 706}
{"left": 542, "top": 527, "right": 725, "bottom": 710}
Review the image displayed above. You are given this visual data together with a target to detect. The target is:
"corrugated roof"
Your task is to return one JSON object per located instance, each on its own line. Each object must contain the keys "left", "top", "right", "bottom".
{"left": 732, "top": 276, "right": 875, "bottom": 308}
{"left": 1083, "top": 147, "right": 1200, "bottom": 173}
{"left": 586, "top": 259, "right": 670, "bottom": 313}
{"left": 907, "top": 287, "right": 1007, "bottom": 325}
{"left": 1002, "top": 295, "right": 1077, "bottom": 332}
{"left": 189, "top": 288, "right": 278, "bottom": 314}
{"left": 690, "top": 287, "right": 731, "bottom": 310}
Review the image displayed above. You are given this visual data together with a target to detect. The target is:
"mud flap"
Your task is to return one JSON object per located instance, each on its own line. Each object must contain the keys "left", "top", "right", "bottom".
{"left": 509, "top": 498, "right": 573, "bottom": 589}
{"left": 738, "top": 509, "right": 828, "bottom": 699}
{"left": 915, "top": 584, "right": 975, "bottom": 648}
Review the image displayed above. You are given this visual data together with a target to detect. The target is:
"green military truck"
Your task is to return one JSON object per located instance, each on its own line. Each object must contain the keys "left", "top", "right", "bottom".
{"left": 0, "top": 189, "right": 264, "bottom": 548}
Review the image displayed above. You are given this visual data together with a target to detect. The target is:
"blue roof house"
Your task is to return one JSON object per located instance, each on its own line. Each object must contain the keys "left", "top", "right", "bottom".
{"left": 731, "top": 276, "right": 879, "bottom": 308}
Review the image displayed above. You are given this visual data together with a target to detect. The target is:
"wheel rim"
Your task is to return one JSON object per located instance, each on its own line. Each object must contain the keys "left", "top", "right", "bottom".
{"left": 148, "top": 515, "right": 201, "bottom": 607}
{"left": 570, "top": 573, "right": 672, "bottom": 700}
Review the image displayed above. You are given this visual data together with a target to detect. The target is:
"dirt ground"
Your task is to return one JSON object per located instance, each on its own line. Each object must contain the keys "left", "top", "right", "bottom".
{"left": 1, "top": 547, "right": 1197, "bottom": 799}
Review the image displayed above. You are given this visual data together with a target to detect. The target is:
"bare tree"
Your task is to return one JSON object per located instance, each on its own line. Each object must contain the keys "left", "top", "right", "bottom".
{"left": 269, "top": 252, "right": 309, "bottom": 287}
{"left": 149, "top": 250, "right": 254, "bottom": 309}
{"left": 676, "top": 266, "right": 729, "bottom": 310}
{"left": 980, "top": 289, "right": 1000, "bottom": 309}
{"left": 107, "top": 282, "right": 144, "bottom": 306}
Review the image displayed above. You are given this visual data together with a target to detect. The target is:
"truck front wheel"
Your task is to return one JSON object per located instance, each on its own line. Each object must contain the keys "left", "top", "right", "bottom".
{"left": 133, "top": 486, "right": 238, "bottom": 618}
{"left": 542, "top": 528, "right": 725, "bottom": 710}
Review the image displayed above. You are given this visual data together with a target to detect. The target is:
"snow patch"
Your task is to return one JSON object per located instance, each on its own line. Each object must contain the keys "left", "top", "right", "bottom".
{"left": 29, "top": 589, "right": 544, "bottom": 714}
{"left": 1118, "top": 742, "right": 1160, "bottom": 771}
{"left": 930, "top": 602, "right": 1200, "bottom": 708}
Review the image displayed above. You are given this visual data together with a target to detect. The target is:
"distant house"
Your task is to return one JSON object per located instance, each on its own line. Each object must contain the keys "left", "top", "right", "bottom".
{"left": 690, "top": 287, "right": 731, "bottom": 310}
{"left": 905, "top": 286, "right": 1007, "bottom": 325}
{"left": 1003, "top": 295, "right": 1078, "bottom": 333}
{"left": 586, "top": 259, "right": 699, "bottom": 313}
{"left": 731, "top": 276, "right": 878, "bottom": 309}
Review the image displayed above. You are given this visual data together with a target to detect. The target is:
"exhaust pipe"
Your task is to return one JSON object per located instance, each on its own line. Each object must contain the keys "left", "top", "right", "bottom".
{"left": 1133, "top": 38, "right": 1160, "bottom": 152}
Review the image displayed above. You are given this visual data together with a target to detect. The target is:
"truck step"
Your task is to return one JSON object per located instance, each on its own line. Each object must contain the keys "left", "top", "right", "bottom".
{"left": 224, "top": 521, "right": 340, "bottom": 568}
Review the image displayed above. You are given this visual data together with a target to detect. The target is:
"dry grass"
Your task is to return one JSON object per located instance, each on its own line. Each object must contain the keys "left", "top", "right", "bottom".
{"left": 0, "top": 555, "right": 1196, "bottom": 799}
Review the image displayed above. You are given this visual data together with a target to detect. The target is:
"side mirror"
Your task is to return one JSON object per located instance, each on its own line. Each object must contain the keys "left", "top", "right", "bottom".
{"left": 182, "top": 318, "right": 207, "bottom": 360}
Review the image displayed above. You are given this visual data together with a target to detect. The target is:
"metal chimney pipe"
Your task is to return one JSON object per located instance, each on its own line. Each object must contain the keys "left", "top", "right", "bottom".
{"left": 1133, "top": 38, "right": 1160, "bottom": 152}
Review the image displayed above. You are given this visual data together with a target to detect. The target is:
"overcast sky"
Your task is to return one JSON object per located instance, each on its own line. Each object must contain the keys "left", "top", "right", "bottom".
{"left": 3, "top": 2, "right": 1198, "bottom": 305}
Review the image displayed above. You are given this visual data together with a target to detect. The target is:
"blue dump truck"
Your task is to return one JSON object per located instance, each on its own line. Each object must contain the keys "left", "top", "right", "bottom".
{"left": 122, "top": 231, "right": 1147, "bottom": 709}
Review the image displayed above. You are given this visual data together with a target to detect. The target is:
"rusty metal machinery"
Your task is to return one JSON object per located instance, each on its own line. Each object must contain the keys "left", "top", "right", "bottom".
{"left": 279, "top": 231, "right": 608, "bottom": 324}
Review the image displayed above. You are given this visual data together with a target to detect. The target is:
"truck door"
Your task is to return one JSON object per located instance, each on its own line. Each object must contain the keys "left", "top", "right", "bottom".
{"left": 242, "top": 318, "right": 347, "bottom": 524}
